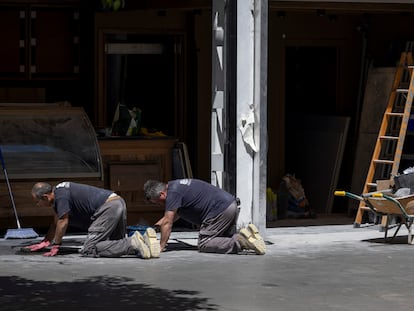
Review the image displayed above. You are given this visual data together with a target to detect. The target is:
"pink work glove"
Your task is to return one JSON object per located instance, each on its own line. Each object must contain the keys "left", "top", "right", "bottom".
{"left": 24, "top": 240, "right": 50, "bottom": 252}
{"left": 43, "top": 245, "right": 60, "bottom": 257}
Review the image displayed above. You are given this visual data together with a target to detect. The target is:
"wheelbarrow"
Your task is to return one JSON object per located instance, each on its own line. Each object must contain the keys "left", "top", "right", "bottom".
{"left": 334, "top": 190, "right": 414, "bottom": 244}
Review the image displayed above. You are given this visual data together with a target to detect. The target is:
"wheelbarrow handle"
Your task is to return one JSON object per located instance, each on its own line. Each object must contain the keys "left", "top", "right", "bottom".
{"left": 371, "top": 192, "right": 384, "bottom": 198}
{"left": 334, "top": 190, "right": 364, "bottom": 201}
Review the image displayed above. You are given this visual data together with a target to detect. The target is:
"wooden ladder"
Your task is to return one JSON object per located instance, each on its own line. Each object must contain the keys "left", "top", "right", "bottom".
{"left": 354, "top": 51, "right": 414, "bottom": 228}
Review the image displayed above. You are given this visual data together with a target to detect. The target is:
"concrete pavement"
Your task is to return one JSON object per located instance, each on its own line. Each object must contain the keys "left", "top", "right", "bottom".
{"left": 1, "top": 224, "right": 414, "bottom": 310}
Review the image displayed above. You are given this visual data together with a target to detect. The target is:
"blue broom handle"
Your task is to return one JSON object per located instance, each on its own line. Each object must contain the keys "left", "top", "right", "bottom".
{"left": 0, "top": 146, "right": 5, "bottom": 168}
{"left": 0, "top": 146, "right": 21, "bottom": 229}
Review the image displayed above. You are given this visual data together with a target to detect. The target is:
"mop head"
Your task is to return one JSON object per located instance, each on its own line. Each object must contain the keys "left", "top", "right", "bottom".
{"left": 4, "top": 228, "right": 39, "bottom": 239}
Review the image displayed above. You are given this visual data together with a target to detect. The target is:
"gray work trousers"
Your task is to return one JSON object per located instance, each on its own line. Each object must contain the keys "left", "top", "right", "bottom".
{"left": 81, "top": 197, "right": 136, "bottom": 257}
{"left": 198, "top": 201, "right": 240, "bottom": 254}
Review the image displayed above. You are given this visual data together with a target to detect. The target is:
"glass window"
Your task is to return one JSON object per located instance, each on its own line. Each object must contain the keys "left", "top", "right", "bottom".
{"left": 0, "top": 104, "right": 102, "bottom": 179}
{"left": 105, "top": 33, "right": 175, "bottom": 136}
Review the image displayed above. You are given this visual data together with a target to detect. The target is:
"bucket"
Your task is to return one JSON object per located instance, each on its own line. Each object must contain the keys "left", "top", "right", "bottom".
{"left": 408, "top": 115, "right": 414, "bottom": 131}
{"left": 126, "top": 225, "right": 150, "bottom": 237}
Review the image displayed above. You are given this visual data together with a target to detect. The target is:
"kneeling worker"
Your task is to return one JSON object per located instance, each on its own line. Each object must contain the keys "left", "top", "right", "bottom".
{"left": 144, "top": 179, "right": 266, "bottom": 255}
{"left": 24, "top": 181, "right": 160, "bottom": 259}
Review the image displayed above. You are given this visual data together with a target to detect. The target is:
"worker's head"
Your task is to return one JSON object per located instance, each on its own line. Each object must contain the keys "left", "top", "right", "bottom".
{"left": 144, "top": 180, "right": 167, "bottom": 204}
{"left": 31, "top": 182, "right": 54, "bottom": 206}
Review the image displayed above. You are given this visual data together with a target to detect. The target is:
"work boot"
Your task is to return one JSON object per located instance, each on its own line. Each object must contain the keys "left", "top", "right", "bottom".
{"left": 238, "top": 224, "right": 266, "bottom": 255}
{"left": 247, "top": 224, "right": 265, "bottom": 242}
{"left": 237, "top": 233, "right": 250, "bottom": 250}
{"left": 131, "top": 231, "right": 151, "bottom": 259}
{"left": 143, "top": 227, "right": 161, "bottom": 258}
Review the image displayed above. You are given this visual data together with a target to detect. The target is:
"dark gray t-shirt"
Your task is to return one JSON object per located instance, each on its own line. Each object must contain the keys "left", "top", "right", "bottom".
{"left": 53, "top": 182, "right": 113, "bottom": 230}
{"left": 165, "top": 179, "right": 235, "bottom": 225}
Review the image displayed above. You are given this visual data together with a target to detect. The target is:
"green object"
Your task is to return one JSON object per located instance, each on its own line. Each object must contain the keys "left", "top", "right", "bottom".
{"left": 113, "top": 0, "right": 121, "bottom": 11}
{"left": 101, "top": 0, "right": 125, "bottom": 11}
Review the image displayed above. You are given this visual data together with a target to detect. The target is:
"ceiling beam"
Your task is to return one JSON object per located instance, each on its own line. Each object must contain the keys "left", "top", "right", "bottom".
{"left": 270, "top": 1, "right": 414, "bottom": 13}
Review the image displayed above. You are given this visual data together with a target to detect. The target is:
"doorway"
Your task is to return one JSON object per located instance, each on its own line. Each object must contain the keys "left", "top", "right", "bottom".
{"left": 284, "top": 46, "right": 349, "bottom": 214}
{"left": 285, "top": 46, "right": 338, "bottom": 175}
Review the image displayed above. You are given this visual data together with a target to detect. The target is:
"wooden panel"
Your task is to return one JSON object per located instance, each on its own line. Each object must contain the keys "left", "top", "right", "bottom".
{"left": 0, "top": 6, "right": 26, "bottom": 77}
{"left": 109, "top": 162, "right": 164, "bottom": 224}
{"left": 0, "top": 3, "right": 80, "bottom": 80}
{"left": 99, "top": 138, "right": 176, "bottom": 180}
{"left": 99, "top": 138, "right": 177, "bottom": 225}
{"left": 109, "top": 163, "right": 160, "bottom": 191}
{"left": 30, "top": 6, "right": 80, "bottom": 78}
{"left": 349, "top": 67, "right": 395, "bottom": 212}
{"left": 0, "top": 87, "right": 45, "bottom": 103}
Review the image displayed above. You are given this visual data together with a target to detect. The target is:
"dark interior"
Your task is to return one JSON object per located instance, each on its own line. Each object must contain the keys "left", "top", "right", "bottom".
{"left": 1, "top": 2, "right": 414, "bottom": 226}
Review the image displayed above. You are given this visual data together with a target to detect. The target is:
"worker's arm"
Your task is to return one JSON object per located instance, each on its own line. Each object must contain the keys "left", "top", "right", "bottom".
{"left": 42, "top": 213, "right": 69, "bottom": 257}
{"left": 155, "top": 210, "right": 178, "bottom": 251}
{"left": 44, "top": 217, "right": 57, "bottom": 242}
{"left": 52, "top": 213, "right": 69, "bottom": 245}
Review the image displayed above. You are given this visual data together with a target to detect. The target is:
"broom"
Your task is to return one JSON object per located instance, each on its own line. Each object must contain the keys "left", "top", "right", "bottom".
{"left": 0, "top": 146, "right": 38, "bottom": 239}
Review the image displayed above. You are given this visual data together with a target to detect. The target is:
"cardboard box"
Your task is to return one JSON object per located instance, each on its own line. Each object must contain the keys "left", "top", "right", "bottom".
{"left": 376, "top": 179, "right": 394, "bottom": 191}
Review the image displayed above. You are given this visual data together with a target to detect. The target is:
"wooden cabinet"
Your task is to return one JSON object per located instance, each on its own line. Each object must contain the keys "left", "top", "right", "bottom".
{"left": 0, "top": 6, "right": 26, "bottom": 78}
{"left": 99, "top": 138, "right": 177, "bottom": 225}
{"left": 0, "top": 136, "right": 177, "bottom": 231}
{"left": 30, "top": 6, "right": 80, "bottom": 79}
{"left": 0, "top": 3, "right": 80, "bottom": 80}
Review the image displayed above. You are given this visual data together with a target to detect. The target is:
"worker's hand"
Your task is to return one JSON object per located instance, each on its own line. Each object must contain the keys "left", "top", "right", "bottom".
{"left": 24, "top": 240, "right": 50, "bottom": 252}
{"left": 43, "top": 245, "right": 60, "bottom": 257}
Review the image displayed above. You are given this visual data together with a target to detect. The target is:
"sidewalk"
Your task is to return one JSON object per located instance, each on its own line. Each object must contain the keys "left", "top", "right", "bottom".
{"left": 1, "top": 224, "right": 414, "bottom": 310}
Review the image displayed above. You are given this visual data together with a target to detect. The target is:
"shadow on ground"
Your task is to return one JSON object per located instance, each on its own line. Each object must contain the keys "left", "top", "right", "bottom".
{"left": 363, "top": 235, "right": 410, "bottom": 244}
{"left": 12, "top": 238, "right": 84, "bottom": 255}
{"left": 267, "top": 213, "right": 354, "bottom": 228}
{"left": 165, "top": 239, "right": 198, "bottom": 252}
{"left": 0, "top": 276, "right": 217, "bottom": 311}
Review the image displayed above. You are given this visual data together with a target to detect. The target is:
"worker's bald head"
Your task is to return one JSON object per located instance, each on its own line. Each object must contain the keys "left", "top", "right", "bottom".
{"left": 32, "top": 182, "right": 53, "bottom": 199}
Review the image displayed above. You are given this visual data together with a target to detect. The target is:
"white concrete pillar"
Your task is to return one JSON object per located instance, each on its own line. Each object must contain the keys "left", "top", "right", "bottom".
{"left": 236, "top": 0, "right": 268, "bottom": 236}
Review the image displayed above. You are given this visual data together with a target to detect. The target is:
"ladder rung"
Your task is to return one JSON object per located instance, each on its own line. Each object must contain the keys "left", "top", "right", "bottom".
{"left": 355, "top": 51, "right": 413, "bottom": 227}
{"left": 373, "top": 159, "right": 394, "bottom": 164}
{"left": 386, "top": 112, "right": 404, "bottom": 117}
{"left": 379, "top": 135, "right": 399, "bottom": 140}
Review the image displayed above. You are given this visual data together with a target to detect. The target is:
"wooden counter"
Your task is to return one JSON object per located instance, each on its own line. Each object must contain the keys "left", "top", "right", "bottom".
{"left": 0, "top": 137, "right": 176, "bottom": 232}
{"left": 0, "top": 179, "right": 104, "bottom": 231}
{"left": 98, "top": 137, "right": 177, "bottom": 226}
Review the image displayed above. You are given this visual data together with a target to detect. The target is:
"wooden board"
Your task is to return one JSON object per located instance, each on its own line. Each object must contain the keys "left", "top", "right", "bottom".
{"left": 350, "top": 67, "right": 395, "bottom": 212}
{"left": 99, "top": 138, "right": 177, "bottom": 225}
